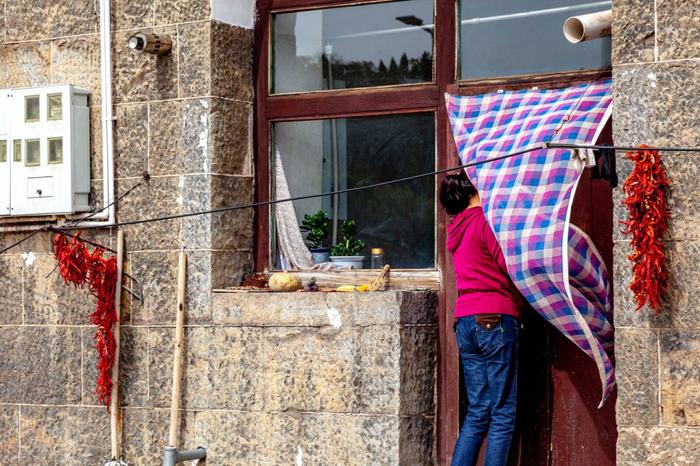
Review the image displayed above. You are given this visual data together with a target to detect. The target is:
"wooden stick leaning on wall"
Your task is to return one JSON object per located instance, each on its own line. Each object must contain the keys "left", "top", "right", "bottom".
{"left": 110, "top": 231, "right": 125, "bottom": 460}
{"left": 168, "top": 251, "right": 187, "bottom": 448}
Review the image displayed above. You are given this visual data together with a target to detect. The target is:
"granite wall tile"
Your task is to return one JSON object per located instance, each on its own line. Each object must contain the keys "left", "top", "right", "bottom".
{"left": 0, "top": 255, "right": 23, "bottom": 325}
{"left": 50, "top": 35, "right": 102, "bottom": 105}
{"left": 5, "top": 0, "right": 97, "bottom": 42}
{"left": 0, "top": 406, "right": 19, "bottom": 463}
{"left": 113, "top": 27, "right": 178, "bottom": 104}
{"left": 611, "top": 0, "right": 655, "bottom": 65}
{"left": 114, "top": 103, "right": 149, "bottom": 179}
{"left": 211, "top": 21, "right": 254, "bottom": 101}
{"left": 615, "top": 328, "right": 660, "bottom": 426}
{"left": 121, "top": 408, "right": 196, "bottom": 466}
{"left": 0, "top": 42, "right": 51, "bottom": 89}
{"left": 112, "top": 0, "right": 155, "bottom": 32}
{"left": 618, "top": 427, "right": 700, "bottom": 466}
{"left": 155, "top": 0, "right": 211, "bottom": 25}
{"left": 657, "top": 0, "right": 700, "bottom": 61}
{"left": 178, "top": 21, "right": 211, "bottom": 98}
{"left": 660, "top": 330, "right": 700, "bottom": 426}
{"left": 19, "top": 406, "right": 109, "bottom": 464}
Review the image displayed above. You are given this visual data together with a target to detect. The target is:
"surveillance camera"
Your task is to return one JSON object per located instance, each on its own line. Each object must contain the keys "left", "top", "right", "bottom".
{"left": 127, "top": 32, "right": 173, "bottom": 56}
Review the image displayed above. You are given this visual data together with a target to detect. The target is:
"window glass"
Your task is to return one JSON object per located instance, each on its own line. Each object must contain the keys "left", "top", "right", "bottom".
{"left": 13, "top": 140, "right": 21, "bottom": 162}
{"left": 48, "top": 137, "right": 63, "bottom": 164}
{"left": 0, "top": 141, "right": 6, "bottom": 163}
{"left": 459, "top": 0, "right": 612, "bottom": 79}
{"left": 48, "top": 94, "right": 63, "bottom": 121}
{"left": 273, "top": 113, "right": 435, "bottom": 269}
{"left": 25, "top": 95, "right": 40, "bottom": 122}
{"left": 25, "top": 139, "right": 40, "bottom": 166}
{"left": 272, "top": 0, "right": 434, "bottom": 94}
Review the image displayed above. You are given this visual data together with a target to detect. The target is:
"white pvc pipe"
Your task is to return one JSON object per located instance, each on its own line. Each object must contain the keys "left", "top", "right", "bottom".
{"left": 563, "top": 9, "right": 612, "bottom": 43}
{"left": 74, "top": 0, "right": 115, "bottom": 228}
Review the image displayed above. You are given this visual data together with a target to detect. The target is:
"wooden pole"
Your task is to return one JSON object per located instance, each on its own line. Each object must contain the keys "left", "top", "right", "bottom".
{"left": 168, "top": 251, "right": 187, "bottom": 448}
{"left": 110, "top": 230, "right": 124, "bottom": 460}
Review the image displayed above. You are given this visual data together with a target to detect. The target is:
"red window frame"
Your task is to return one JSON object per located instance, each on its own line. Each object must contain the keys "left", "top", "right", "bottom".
{"left": 253, "top": 1, "right": 611, "bottom": 463}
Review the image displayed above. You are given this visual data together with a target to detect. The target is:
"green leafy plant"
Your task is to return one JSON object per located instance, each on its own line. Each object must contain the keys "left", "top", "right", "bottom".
{"left": 331, "top": 220, "right": 366, "bottom": 256}
{"left": 300, "top": 210, "right": 330, "bottom": 249}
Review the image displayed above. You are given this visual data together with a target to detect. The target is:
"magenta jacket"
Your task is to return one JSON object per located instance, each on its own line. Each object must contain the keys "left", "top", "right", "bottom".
{"left": 448, "top": 207, "right": 522, "bottom": 319}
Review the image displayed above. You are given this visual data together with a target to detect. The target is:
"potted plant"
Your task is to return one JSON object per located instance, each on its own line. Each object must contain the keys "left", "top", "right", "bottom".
{"left": 330, "top": 220, "right": 366, "bottom": 269}
{"left": 300, "top": 210, "right": 331, "bottom": 264}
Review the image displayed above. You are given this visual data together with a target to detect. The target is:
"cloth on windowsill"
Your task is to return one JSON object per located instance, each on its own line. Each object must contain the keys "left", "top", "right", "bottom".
{"left": 274, "top": 150, "right": 346, "bottom": 271}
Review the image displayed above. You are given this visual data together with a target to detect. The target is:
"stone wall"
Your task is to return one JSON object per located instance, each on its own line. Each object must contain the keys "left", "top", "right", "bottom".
{"left": 0, "top": 0, "right": 258, "bottom": 463}
{"left": 612, "top": 1, "right": 700, "bottom": 465}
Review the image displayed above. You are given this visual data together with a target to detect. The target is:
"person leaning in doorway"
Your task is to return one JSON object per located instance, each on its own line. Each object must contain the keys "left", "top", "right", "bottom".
{"left": 440, "top": 171, "right": 525, "bottom": 466}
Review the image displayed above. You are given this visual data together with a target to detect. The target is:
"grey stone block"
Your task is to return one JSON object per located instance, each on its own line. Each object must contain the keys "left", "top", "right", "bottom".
{"left": 155, "top": 0, "right": 211, "bottom": 25}
{"left": 618, "top": 426, "right": 700, "bottom": 465}
{"left": 130, "top": 250, "right": 211, "bottom": 325}
{"left": 114, "top": 103, "right": 149, "bottom": 179}
{"left": 0, "top": 42, "right": 51, "bottom": 89}
{"left": 611, "top": 0, "right": 655, "bottom": 65}
{"left": 121, "top": 408, "right": 196, "bottom": 466}
{"left": 5, "top": 0, "right": 97, "bottom": 42}
{"left": 0, "top": 406, "right": 19, "bottom": 463}
{"left": 116, "top": 176, "right": 182, "bottom": 252}
{"left": 148, "top": 326, "right": 266, "bottom": 410}
{"left": 19, "top": 406, "right": 109, "bottom": 464}
{"left": 657, "top": 0, "right": 700, "bottom": 61}
{"left": 211, "top": 21, "right": 254, "bottom": 101}
{"left": 660, "top": 330, "right": 700, "bottom": 426}
{"left": 0, "top": 255, "right": 23, "bottom": 325}
{"left": 210, "top": 100, "right": 253, "bottom": 175}
{"left": 113, "top": 27, "right": 178, "bottom": 104}
{"left": 613, "top": 241, "right": 700, "bottom": 327}
{"left": 615, "top": 328, "right": 660, "bottom": 426}
{"left": 50, "top": 35, "right": 102, "bottom": 105}
{"left": 113, "top": 0, "right": 155, "bottom": 32}
{"left": 23, "top": 253, "right": 94, "bottom": 325}
{"left": 178, "top": 21, "right": 211, "bottom": 98}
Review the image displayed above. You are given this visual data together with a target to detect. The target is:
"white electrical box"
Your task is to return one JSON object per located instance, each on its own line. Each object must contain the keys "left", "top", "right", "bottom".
{"left": 0, "top": 85, "right": 91, "bottom": 217}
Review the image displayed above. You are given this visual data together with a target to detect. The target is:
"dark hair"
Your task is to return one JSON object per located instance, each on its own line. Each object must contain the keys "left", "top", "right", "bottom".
{"left": 440, "top": 171, "right": 477, "bottom": 216}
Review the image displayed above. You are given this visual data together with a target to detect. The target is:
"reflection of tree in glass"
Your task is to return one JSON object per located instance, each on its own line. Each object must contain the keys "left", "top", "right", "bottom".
{"left": 322, "top": 51, "right": 432, "bottom": 89}
{"left": 342, "top": 114, "right": 435, "bottom": 268}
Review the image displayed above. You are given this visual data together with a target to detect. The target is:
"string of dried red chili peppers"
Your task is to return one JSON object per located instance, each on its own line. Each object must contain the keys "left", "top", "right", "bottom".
{"left": 621, "top": 145, "right": 670, "bottom": 312}
{"left": 52, "top": 232, "right": 118, "bottom": 409}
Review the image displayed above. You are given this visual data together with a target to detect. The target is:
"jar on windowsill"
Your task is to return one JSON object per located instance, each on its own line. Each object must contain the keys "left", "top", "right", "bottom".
{"left": 370, "top": 248, "right": 385, "bottom": 269}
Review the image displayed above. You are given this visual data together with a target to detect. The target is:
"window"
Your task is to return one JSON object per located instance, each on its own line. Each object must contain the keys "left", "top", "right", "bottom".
{"left": 0, "top": 141, "right": 6, "bottom": 163}
{"left": 256, "top": 0, "right": 611, "bottom": 272}
{"left": 272, "top": 0, "right": 434, "bottom": 94}
{"left": 12, "top": 140, "right": 21, "bottom": 162}
{"left": 273, "top": 113, "right": 435, "bottom": 268}
{"left": 458, "top": 0, "right": 611, "bottom": 79}
{"left": 25, "top": 96, "right": 40, "bottom": 122}
{"left": 48, "top": 137, "right": 63, "bottom": 164}
{"left": 25, "top": 139, "right": 40, "bottom": 166}
{"left": 48, "top": 94, "right": 63, "bottom": 121}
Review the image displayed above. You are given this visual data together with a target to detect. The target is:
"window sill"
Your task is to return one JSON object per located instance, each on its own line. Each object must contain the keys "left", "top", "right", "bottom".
{"left": 215, "top": 268, "right": 440, "bottom": 293}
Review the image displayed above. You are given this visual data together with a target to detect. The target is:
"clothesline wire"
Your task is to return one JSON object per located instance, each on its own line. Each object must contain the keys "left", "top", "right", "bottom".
{"left": 0, "top": 174, "right": 150, "bottom": 255}
{"left": 2, "top": 142, "right": 699, "bottom": 255}
{"left": 52, "top": 143, "right": 700, "bottom": 232}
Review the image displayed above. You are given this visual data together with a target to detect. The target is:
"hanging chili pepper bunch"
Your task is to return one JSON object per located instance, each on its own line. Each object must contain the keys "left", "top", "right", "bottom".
{"left": 52, "top": 232, "right": 119, "bottom": 409}
{"left": 621, "top": 145, "right": 671, "bottom": 312}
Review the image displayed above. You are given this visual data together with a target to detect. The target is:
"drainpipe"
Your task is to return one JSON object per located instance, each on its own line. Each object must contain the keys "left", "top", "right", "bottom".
{"left": 163, "top": 446, "right": 206, "bottom": 466}
{"left": 73, "top": 0, "right": 116, "bottom": 228}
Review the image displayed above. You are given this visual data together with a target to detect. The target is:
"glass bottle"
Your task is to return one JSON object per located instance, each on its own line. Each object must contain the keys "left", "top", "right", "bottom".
{"left": 370, "top": 248, "right": 385, "bottom": 269}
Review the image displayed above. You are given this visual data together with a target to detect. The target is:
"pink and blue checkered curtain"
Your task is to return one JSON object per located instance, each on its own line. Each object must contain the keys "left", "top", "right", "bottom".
{"left": 445, "top": 80, "right": 614, "bottom": 405}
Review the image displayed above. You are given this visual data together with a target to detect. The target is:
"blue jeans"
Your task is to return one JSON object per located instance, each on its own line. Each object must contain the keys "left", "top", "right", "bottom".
{"left": 451, "top": 315, "right": 519, "bottom": 466}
